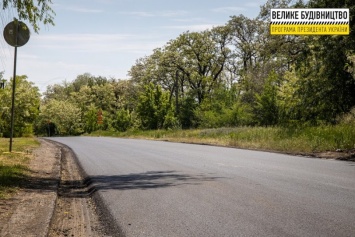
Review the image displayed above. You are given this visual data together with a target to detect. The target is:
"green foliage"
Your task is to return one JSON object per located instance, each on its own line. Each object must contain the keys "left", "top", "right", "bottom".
{"left": 196, "top": 98, "right": 232, "bottom": 128}
{"left": 1, "top": 0, "right": 55, "bottom": 33}
{"left": 0, "top": 75, "right": 40, "bottom": 137}
{"left": 113, "top": 108, "right": 131, "bottom": 132}
{"left": 229, "top": 101, "right": 254, "bottom": 126}
{"left": 178, "top": 96, "right": 199, "bottom": 129}
{"left": 253, "top": 71, "right": 279, "bottom": 126}
{"left": 137, "top": 83, "right": 172, "bottom": 130}
{"left": 277, "top": 68, "right": 301, "bottom": 123}
{"left": 100, "top": 110, "right": 113, "bottom": 131}
{"left": 163, "top": 108, "right": 180, "bottom": 130}
{"left": 292, "top": 1, "right": 355, "bottom": 123}
{"left": 84, "top": 104, "right": 99, "bottom": 134}
{"left": 36, "top": 99, "right": 83, "bottom": 135}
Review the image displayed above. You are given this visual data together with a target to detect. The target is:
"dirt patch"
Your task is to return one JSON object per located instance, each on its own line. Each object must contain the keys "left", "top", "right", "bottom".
{"left": 0, "top": 139, "right": 114, "bottom": 237}
{"left": 47, "top": 143, "right": 112, "bottom": 237}
{"left": 310, "top": 149, "right": 355, "bottom": 161}
{"left": 0, "top": 138, "right": 60, "bottom": 237}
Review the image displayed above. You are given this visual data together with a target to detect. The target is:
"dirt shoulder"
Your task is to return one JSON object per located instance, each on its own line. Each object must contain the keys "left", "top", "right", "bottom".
{"left": 312, "top": 150, "right": 355, "bottom": 161}
{"left": 0, "top": 138, "right": 114, "bottom": 237}
{"left": 0, "top": 138, "right": 60, "bottom": 237}
{"left": 47, "top": 140, "right": 113, "bottom": 237}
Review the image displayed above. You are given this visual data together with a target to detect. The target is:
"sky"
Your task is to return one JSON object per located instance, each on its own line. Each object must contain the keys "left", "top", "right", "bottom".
{"left": 0, "top": 0, "right": 264, "bottom": 93}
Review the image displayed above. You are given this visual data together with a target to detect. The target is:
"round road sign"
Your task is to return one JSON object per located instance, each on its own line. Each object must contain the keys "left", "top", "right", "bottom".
{"left": 3, "top": 21, "right": 30, "bottom": 47}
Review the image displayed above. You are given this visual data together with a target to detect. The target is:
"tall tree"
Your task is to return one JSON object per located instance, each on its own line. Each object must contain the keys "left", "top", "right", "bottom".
{"left": 281, "top": 0, "right": 355, "bottom": 123}
{"left": 165, "top": 30, "right": 230, "bottom": 104}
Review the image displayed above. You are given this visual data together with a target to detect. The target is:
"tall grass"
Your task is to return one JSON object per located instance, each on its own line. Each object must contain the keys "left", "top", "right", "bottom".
{"left": 0, "top": 138, "right": 39, "bottom": 199}
{"left": 89, "top": 123, "right": 355, "bottom": 154}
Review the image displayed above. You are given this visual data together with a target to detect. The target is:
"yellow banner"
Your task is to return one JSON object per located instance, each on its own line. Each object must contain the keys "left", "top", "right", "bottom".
{"left": 270, "top": 24, "right": 349, "bottom": 35}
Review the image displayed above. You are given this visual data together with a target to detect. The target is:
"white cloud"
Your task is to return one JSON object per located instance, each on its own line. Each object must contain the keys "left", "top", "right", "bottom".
{"left": 54, "top": 4, "right": 104, "bottom": 13}
{"left": 172, "top": 17, "right": 207, "bottom": 23}
{"left": 68, "top": 8, "right": 104, "bottom": 13}
{"left": 122, "top": 11, "right": 156, "bottom": 17}
{"left": 163, "top": 24, "right": 217, "bottom": 32}
{"left": 30, "top": 33, "right": 166, "bottom": 55}
{"left": 119, "top": 10, "right": 188, "bottom": 18}
{"left": 160, "top": 11, "right": 189, "bottom": 17}
{"left": 212, "top": 7, "right": 246, "bottom": 13}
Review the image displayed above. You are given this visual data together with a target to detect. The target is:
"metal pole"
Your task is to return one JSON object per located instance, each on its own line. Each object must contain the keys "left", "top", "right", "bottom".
{"left": 9, "top": 22, "right": 19, "bottom": 152}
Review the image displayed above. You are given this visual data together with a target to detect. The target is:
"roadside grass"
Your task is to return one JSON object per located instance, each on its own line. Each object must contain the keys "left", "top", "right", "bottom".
{"left": 0, "top": 137, "right": 40, "bottom": 199}
{"left": 88, "top": 124, "right": 355, "bottom": 154}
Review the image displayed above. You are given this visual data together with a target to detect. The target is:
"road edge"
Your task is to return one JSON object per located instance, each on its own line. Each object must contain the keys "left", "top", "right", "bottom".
{"left": 44, "top": 138, "right": 124, "bottom": 237}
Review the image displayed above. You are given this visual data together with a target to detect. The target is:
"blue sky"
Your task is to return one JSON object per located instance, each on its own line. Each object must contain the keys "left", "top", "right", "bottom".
{"left": 1, "top": 0, "right": 264, "bottom": 92}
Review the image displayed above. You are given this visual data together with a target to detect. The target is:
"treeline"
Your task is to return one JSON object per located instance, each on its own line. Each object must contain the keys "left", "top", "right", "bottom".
{"left": 1, "top": 0, "right": 355, "bottom": 137}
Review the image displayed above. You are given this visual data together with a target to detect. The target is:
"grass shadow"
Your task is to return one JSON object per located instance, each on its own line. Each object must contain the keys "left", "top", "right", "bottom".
{"left": 58, "top": 170, "right": 221, "bottom": 198}
{"left": 0, "top": 164, "right": 29, "bottom": 198}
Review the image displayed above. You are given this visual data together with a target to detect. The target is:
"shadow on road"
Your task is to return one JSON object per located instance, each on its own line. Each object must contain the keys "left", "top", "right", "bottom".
{"left": 87, "top": 170, "right": 220, "bottom": 192}
{"left": 16, "top": 170, "right": 221, "bottom": 198}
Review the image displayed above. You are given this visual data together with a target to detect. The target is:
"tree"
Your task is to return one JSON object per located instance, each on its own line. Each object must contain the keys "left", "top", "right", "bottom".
{"left": 304, "top": 0, "right": 355, "bottom": 122}
{"left": 1, "top": 0, "right": 55, "bottom": 32}
{"left": 111, "top": 79, "right": 139, "bottom": 112}
{"left": 228, "top": 15, "right": 260, "bottom": 74}
{"left": 273, "top": 0, "right": 355, "bottom": 124}
{"left": 71, "top": 73, "right": 108, "bottom": 92}
{"left": 137, "top": 83, "right": 172, "bottom": 130}
{"left": 113, "top": 109, "right": 131, "bottom": 132}
{"left": 36, "top": 99, "right": 83, "bottom": 135}
{"left": 255, "top": 0, "right": 355, "bottom": 124}
{"left": 227, "top": 15, "right": 276, "bottom": 107}
{"left": 165, "top": 30, "right": 230, "bottom": 104}
{"left": 0, "top": 75, "right": 40, "bottom": 137}
{"left": 84, "top": 104, "right": 99, "bottom": 134}
{"left": 43, "top": 82, "right": 72, "bottom": 102}
{"left": 253, "top": 71, "right": 279, "bottom": 126}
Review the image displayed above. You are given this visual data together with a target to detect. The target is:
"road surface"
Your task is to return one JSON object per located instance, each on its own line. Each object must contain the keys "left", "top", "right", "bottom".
{"left": 49, "top": 137, "right": 355, "bottom": 237}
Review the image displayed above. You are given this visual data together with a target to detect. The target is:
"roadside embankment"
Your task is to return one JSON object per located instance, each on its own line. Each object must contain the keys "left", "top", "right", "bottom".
{"left": 88, "top": 125, "right": 355, "bottom": 161}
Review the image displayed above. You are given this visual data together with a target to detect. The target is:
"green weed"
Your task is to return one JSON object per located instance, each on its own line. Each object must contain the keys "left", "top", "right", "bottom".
{"left": 88, "top": 125, "right": 355, "bottom": 155}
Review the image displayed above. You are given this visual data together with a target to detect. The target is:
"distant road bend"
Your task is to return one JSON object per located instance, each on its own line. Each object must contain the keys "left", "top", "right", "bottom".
{"left": 49, "top": 137, "right": 355, "bottom": 237}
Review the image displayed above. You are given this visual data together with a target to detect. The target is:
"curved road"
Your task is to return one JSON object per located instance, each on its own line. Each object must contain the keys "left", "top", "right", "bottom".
{"left": 49, "top": 137, "right": 355, "bottom": 237}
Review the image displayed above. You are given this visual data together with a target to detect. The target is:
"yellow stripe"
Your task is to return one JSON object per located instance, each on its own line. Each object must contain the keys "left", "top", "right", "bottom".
{"left": 270, "top": 24, "right": 349, "bottom": 35}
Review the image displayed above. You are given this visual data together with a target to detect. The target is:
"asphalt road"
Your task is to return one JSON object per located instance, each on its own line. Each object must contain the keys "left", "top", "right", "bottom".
{"left": 49, "top": 137, "right": 355, "bottom": 237}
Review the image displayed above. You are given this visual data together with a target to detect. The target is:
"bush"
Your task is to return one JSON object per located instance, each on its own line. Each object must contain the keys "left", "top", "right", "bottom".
{"left": 337, "top": 107, "right": 355, "bottom": 125}
{"left": 113, "top": 109, "right": 131, "bottom": 132}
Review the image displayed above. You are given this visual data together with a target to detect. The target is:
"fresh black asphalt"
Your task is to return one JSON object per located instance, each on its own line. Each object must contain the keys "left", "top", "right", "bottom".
{"left": 49, "top": 137, "right": 355, "bottom": 237}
